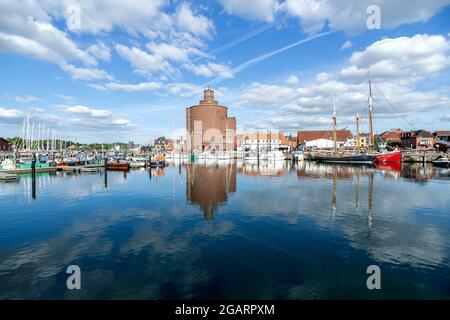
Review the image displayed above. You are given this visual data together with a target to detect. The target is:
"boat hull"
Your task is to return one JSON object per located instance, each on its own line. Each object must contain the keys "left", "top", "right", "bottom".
{"left": 433, "top": 161, "right": 450, "bottom": 168}
{"left": 315, "top": 155, "right": 375, "bottom": 164}
{"left": 106, "top": 163, "right": 130, "bottom": 171}
{"left": 373, "top": 151, "right": 402, "bottom": 163}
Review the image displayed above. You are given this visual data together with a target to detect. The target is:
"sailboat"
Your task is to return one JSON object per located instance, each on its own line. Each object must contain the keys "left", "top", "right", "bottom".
{"left": 315, "top": 85, "right": 377, "bottom": 164}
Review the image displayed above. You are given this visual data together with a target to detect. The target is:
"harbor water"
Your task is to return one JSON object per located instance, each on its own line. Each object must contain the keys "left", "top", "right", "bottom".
{"left": 0, "top": 161, "right": 449, "bottom": 299}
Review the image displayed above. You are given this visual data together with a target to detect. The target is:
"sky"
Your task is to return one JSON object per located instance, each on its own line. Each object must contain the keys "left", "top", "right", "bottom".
{"left": 0, "top": 0, "right": 449, "bottom": 144}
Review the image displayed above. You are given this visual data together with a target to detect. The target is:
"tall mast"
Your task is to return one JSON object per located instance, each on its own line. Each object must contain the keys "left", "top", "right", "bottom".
{"left": 332, "top": 96, "right": 337, "bottom": 152}
{"left": 368, "top": 80, "right": 375, "bottom": 149}
{"left": 356, "top": 112, "right": 360, "bottom": 154}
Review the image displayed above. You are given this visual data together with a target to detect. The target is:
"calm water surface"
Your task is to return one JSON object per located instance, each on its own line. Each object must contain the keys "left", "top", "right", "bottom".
{"left": 1, "top": 161, "right": 449, "bottom": 299}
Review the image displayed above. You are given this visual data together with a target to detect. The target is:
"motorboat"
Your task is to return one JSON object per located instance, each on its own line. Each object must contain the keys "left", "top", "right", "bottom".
{"left": 432, "top": 156, "right": 450, "bottom": 168}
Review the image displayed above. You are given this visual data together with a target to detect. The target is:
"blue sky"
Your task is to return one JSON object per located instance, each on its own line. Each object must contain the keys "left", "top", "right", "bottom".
{"left": 0, "top": 0, "right": 449, "bottom": 143}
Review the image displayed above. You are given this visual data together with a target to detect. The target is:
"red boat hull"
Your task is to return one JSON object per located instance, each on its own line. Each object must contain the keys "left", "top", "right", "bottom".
{"left": 106, "top": 163, "right": 130, "bottom": 171}
{"left": 373, "top": 151, "right": 402, "bottom": 163}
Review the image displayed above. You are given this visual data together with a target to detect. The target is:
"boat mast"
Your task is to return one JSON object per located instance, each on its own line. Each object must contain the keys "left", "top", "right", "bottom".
{"left": 356, "top": 112, "right": 360, "bottom": 154}
{"left": 332, "top": 96, "right": 337, "bottom": 152}
{"left": 368, "top": 80, "right": 375, "bottom": 150}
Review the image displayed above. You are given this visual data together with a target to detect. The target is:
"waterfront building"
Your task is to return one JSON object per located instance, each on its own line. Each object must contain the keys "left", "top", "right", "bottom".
{"left": 401, "top": 130, "right": 435, "bottom": 150}
{"left": 380, "top": 128, "right": 403, "bottom": 146}
{"left": 238, "top": 132, "right": 289, "bottom": 152}
{"left": 153, "top": 136, "right": 170, "bottom": 152}
{"left": 186, "top": 88, "right": 236, "bottom": 153}
{"left": 434, "top": 131, "right": 450, "bottom": 152}
{"left": 0, "top": 138, "right": 12, "bottom": 151}
{"left": 297, "top": 130, "right": 352, "bottom": 149}
{"left": 344, "top": 134, "right": 371, "bottom": 148}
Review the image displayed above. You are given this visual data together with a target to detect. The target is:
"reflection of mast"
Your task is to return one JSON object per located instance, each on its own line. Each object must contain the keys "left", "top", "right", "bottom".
{"left": 355, "top": 169, "right": 360, "bottom": 208}
{"left": 356, "top": 113, "right": 360, "bottom": 155}
{"left": 332, "top": 96, "right": 337, "bottom": 152}
{"left": 332, "top": 169, "right": 337, "bottom": 219}
{"left": 368, "top": 80, "right": 375, "bottom": 149}
{"left": 368, "top": 172, "right": 374, "bottom": 236}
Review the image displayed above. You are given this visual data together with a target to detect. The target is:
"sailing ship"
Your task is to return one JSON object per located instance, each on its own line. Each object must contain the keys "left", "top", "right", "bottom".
{"left": 315, "top": 80, "right": 402, "bottom": 164}
{"left": 315, "top": 85, "right": 377, "bottom": 164}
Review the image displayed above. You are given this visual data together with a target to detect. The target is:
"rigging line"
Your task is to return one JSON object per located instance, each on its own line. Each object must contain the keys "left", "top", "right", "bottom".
{"left": 373, "top": 97, "right": 412, "bottom": 130}
{"left": 372, "top": 84, "right": 415, "bottom": 131}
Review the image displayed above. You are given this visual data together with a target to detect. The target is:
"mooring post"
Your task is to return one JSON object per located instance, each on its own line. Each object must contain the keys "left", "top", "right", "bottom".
{"left": 31, "top": 152, "right": 36, "bottom": 199}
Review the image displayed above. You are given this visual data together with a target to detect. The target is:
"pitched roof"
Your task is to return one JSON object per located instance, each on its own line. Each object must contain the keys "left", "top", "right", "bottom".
{"left": 297, "top": 130, "right": 352, "bottom": 142}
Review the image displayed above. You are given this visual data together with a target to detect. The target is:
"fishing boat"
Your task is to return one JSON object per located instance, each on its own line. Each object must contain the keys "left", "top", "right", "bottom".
{"left": 432, "top": 156, "right": 450, "bottom": 168}
{"left": 0, "top": 173, "right": 20, "bottom": 182}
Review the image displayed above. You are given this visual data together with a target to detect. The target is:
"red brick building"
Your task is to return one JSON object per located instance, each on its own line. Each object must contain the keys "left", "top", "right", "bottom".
{"left": 0, "top": 138, "right": 12, "bottom": 151}
{"left": 380, "top": 128, "right": 403, "bottom": 146}
{"left": 401, "top": 130, "right": 435, "bottom": 150}
{"left": 186, "top": 88, "right": 236, "bottom": 153}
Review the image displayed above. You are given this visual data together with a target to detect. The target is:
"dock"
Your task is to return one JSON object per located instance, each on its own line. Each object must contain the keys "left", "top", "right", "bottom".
{"left": 0, "top": 164, "right": 105, "bottom": 175}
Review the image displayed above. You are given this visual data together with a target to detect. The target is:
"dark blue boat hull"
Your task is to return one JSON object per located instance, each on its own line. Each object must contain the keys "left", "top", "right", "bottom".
{"left": 315, "top": 155, "right": 376, "bottom": 163}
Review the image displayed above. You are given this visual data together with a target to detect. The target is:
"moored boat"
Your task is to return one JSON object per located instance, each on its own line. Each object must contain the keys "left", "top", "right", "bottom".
{"left": 0, "top": 173, "right": 20, "bottom": 182}
{"left": 315, "top": 154, "right": 376, "bottom": 164}
{"left": 432, "top": 156, "right": 450, "bottom": 168}
{"left": 373, "top": 151, "right": 402, "bottom": 163}
{"left": 106, "top": 163, "right": 130, "bottom": 171}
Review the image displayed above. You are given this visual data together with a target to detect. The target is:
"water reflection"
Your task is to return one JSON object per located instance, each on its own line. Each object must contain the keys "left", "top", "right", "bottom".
{"left": 0, "top": 161, "right": 449, "bottom": 299}
{"left": 186, "top": 163, "right": 236, "bottom": 220}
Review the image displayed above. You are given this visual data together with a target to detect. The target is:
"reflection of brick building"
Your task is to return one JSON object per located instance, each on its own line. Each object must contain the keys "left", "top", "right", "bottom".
{"left": 401, "top": 130, "right": 435, "bottom": 150}
{"left": 186, "top": 164, "right": 236, "bottom": 220}
{"left": 186, "top": 88, "right": 236, "bottom": 153}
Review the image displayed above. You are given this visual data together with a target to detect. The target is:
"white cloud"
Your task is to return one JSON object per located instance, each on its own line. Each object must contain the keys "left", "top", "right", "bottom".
{"left": 218, "top": 0, "right": 280, "bottom": 22}
{"left": 284, "top": 0, "right": 450, "bottom": 34}
{"left": 237, "top": 34, "right": 450, "bottom": 131}
{"left": 0, "top": 107, "right": 23, "bottom": 119}
{"left": 60, "top": 62, "right": 114, "bottom": 81}
{"left": 15, "top": 95, "right": 42, "bottom": 103}
{"left": 341, "top": 34, "right": 450, "bottom": 81}
{"left": 87, "top": 42, "right": 111, "bottom": 61}
{"left": 63, "top": 104, "right": 136, "bottom": 130}
{"left": 146, "top": 42, "right": 189, "bottom": 62}
{"left": 90, "top": 81, "right": 163, "bottom": 92}
{"left": 340, "top": 40, "right": 352, "bottom": 50}
{"left": 176, "top": 3, "right": 215, "bottom": 38}
{"left": 284, "top": 75, "right": 299, "bottom": 86}
{"left": 115, "top": 44, "right": 176, "bottom": 76}
{"left": 240, "top": 82, "right": 298, "bottom": 107}
{"left": 46, "top": 0, "right": 165, "bottom": 35}
{"left": 184, "top": 62, "right": 233, "bottom": 78}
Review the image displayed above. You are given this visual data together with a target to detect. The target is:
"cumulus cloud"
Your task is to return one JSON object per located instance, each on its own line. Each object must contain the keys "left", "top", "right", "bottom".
{"left": 237, "top": 34, "right": 450, "bottom": 131}
{"left": 284, "top": 0, "right": 450, "bottom": 34}
{"left": 341, "top": 34, "right": 450, "bottom": 81}
{"left": 115, "top": 44, "right": 176, "bottom": 76}
{"left": 176, "top": 3, "right": 215, "bottom": 38}
{"left": 59, "top": 62, "right": 114, "bottom": 81}
{"left": 62, "top": 104, "right": 136, "bottom": 130}
{"left": 284, "top": 75, "right": 299, "bottom": 86}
